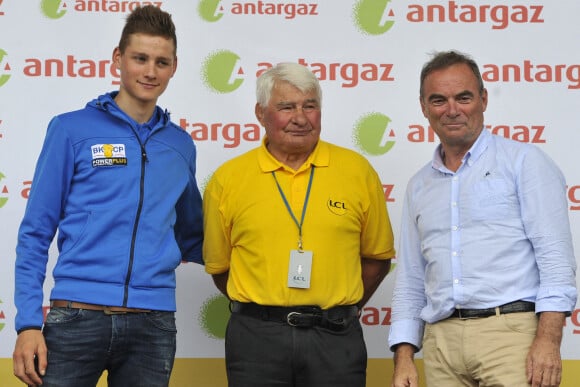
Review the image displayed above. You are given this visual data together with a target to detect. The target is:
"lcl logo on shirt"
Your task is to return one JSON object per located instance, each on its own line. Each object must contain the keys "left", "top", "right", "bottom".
{"left": 91, "top": 143, "right": 127, "bottom": 167}
{"left": 327, "top": 198, "right": 348, "bottom": 216}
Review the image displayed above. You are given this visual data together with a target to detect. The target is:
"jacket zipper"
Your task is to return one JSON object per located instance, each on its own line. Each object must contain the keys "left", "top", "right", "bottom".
{"left": 123, "top": 141, "right": 148, "bottom": 306}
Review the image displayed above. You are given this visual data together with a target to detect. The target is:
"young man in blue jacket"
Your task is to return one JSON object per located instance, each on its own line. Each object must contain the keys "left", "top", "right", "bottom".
{"left": 12, "top": 5, "right": 203, "bottom": 386}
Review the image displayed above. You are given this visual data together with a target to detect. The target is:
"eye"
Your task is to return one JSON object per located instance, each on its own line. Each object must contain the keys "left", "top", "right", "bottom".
{"left": 430, "top": 98, "right": 446, "bottom": 106}
{"left": 457, "top": 95, "right": 473, "bottom": 103}
{"left": 303, "top": 103, "right": 319, "bottom": 111}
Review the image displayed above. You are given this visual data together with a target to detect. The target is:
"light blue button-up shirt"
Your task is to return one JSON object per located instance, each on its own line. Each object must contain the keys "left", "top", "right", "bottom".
{"left": 388, "top": 129, "right": 577, "bottom": 351}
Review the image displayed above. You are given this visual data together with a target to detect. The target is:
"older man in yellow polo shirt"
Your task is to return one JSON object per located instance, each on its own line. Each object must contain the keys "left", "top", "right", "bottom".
{"left": 203, "top": 62, "right": 396, "bottom": 387}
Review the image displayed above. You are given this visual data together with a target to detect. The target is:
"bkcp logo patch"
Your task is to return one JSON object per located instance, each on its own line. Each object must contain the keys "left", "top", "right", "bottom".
{"left": 198, "top": 0, "right": 224, "bottom": 22}
{"left": 41, "top": 0, "right": 67, "bottom": 19}
{"left": 352, "top": 0, "right": 395, "bottom": 35}
{"left": 352, "top": 112, "right": 396, "bottom": 156}
{"left": 201, "top": 50, "right": 245, "bottom": 93}
{"left": 0, "top": 49, "right": 11, "bottom": 87}
{"left": 198, "top": 294, "right": 230, "bottom": 339}
{"left": 0, "top": 172, "right": 8, "bottom": 208}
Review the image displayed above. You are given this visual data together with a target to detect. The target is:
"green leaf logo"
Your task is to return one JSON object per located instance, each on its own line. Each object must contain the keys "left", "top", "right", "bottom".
{"left": 198, "top": 0, "right": 224, "bottom": 22}
{"left": 201, "top": 50, "right": 245, "bottom": 94}
{"left": 0, "top": 172, "right": 8, "bottom": 209}
{"left": 0, "top": 299, "right": 4, "bottom": 332}
{"left": 198, "top": 294, "right": 230, "bottom": 339}
{"left": 353, "top": 112, "right": 396, "bottom": 156}
{"left": 0, "top": 49, "right": 11, "bottom": 87}
{"left": 352, "top": 0, "right": 395, "bottom": 36}
{"left": 41, "top": 0, "right": 67, "bottom": 19}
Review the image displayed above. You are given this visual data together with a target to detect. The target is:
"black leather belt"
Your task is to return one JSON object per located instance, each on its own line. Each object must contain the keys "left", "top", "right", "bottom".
{"left": 449, "top": 300, "right": 535, "bottom": 319}
{"left": 230, "top": 302, "right": 360, "bottom": 331}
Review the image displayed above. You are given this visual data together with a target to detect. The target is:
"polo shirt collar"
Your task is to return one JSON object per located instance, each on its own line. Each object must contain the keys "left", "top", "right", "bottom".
{"left": 258, "top": 136, "right": 330, "bottom": 173}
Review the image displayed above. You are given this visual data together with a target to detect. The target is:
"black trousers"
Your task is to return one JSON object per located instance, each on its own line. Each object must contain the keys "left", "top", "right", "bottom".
{"left": 225, "top": 311, "right": 367, "bottom": 387}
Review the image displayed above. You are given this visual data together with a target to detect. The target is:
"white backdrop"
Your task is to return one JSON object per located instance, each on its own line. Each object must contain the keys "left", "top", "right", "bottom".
{"left": 1, "top": 0, "right": 580, "bottom": 362}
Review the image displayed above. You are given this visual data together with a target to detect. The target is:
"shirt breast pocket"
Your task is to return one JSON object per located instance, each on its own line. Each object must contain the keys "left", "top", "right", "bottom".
{"left": 469, "top": 178, "right": 519, "bottom": 221}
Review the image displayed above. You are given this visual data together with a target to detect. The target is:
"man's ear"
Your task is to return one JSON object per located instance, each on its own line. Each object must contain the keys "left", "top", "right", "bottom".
{"left": 171, "top": 56, "right": 178, "bottom": 78}
{"left": 112, "top": 47, "right": 121, "bottom": 69}
{"left": 255, "top": 103, "right": 264, "bottom": 126}
{"left": 419, "top": 96, "right": 428, "bottom": 118}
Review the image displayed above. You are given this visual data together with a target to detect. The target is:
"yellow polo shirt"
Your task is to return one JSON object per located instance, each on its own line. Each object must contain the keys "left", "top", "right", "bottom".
{"left": 203, "top": 139, "right": 395, "bottom": 308}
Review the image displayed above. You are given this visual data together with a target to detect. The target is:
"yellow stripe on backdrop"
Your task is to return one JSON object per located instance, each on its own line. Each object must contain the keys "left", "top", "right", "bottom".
{"left": 2, "top": 358, "right": 580, "bottom": 386}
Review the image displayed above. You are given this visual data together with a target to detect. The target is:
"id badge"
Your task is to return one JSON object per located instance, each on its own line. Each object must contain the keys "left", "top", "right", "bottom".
{"left": 287, "top": 249, "right": 312, "bottom": 289}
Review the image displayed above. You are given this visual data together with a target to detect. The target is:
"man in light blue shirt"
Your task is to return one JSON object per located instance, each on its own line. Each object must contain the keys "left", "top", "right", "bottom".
{"left": 389, "top": 50, "right": 577, "bottom": 387}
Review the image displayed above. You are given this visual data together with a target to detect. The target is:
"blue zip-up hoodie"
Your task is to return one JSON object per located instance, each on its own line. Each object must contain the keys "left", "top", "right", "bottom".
{"left": 15, "top": 92, "right": 203, "bottom": 332}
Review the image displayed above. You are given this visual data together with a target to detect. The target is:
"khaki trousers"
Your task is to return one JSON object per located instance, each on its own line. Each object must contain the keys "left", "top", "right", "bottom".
{"left": 423, "top": 311, "right": 538, "bottom": 386}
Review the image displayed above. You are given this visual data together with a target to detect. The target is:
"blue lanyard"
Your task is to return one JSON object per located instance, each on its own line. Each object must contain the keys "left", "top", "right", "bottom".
{"left": 271, "top": 167, "right": 315, "bottom": 252}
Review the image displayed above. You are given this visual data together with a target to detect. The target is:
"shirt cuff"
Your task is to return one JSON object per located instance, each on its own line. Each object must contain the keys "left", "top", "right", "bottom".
{"left": 388, "top": 318, "right": 425, "bottom": 352}
{"left": 535, "top": 285, "right": 578, "bottom": 316}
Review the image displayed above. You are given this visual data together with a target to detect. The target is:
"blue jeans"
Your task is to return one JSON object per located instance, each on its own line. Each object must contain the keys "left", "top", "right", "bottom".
{"left": 41, "top": 307, "right": 176, "bottom": 387}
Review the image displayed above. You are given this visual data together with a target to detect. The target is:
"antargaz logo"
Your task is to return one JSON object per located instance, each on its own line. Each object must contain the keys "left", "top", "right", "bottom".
{"left": 198, "top": 0, "right": 224, "bottom": 22}
{"left": 353, "top": 113, "right": 395, "bottom": 156}
{"left": 0, "top": 49, "right": 11, "bottom": 87}
{"left": 0, "top": 172, "right": 8, "bottom": 208}
{"left": 201, "top": 50, "right": 245, "bottom": 94}
{"left": 41, "top": 0, "right": 67, "bottom": 19}
{"left": 198, "top": 294, "right": 230, "bottom": 339}
{"left": 353, "top": 0, "right": 394, "bottom": 36}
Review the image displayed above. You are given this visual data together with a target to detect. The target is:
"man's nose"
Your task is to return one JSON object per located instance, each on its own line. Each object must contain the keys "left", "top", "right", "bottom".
{"left": 446, "top": 100, "right": 460, "bottom": 116}
{"left": 144, "top": 61, "right": 157, "bottom": 78}
{"left": 291, "top": 107, "right": 308, "bottom": 123}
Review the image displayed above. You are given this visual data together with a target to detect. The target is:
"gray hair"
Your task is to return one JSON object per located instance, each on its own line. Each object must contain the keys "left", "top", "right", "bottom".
{"left": 256, "top": 62, "right": 322, "bottom": 107}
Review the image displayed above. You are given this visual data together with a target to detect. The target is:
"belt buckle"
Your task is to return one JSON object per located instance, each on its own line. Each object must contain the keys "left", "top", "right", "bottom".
{"left": 455, "top": 309, "right": 473, "bottom": 320}
{"left": 103, "top": 307, "right": 127, "bottom": 315}
{"left": 286, "top": 312, "right": 301, "bottom": 326}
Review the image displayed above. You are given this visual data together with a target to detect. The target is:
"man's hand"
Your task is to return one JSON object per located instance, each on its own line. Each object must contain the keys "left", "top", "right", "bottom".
{"left": 391, "top": 343, "right": 419, "bottom": 387}
{"left": 526, "top": 312, "right": 565, "bottom": 387}
{"left": 13, "top": 329, "right": 47, "bottom": 386}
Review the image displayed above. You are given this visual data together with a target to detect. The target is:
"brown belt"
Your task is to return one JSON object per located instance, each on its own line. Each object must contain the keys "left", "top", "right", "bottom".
{"left": 50, "top": 300, "right": 151, "bottom": 315}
